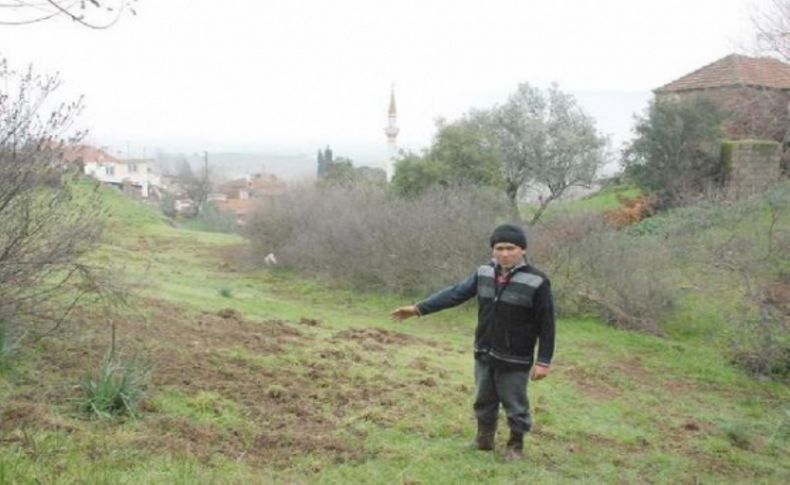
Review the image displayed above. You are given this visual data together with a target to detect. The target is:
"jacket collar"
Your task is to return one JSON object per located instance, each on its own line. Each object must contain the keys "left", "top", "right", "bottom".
{"left": 491, "top": 259, "right": 528, "bottom": 275}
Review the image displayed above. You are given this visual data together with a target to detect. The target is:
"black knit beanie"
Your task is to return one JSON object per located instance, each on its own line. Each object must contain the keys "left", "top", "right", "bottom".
{"left": 490, "top": 224, "right": 527, "bottom": 249}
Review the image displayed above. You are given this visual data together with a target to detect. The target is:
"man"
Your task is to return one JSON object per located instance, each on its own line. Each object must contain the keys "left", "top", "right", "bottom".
{"left": 391, "top": 224, "right": 555, "bottom": 461}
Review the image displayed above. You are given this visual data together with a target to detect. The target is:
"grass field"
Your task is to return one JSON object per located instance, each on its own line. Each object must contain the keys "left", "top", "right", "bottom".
{"left": 0, "top": 187, "right": 788, "bottom": 484}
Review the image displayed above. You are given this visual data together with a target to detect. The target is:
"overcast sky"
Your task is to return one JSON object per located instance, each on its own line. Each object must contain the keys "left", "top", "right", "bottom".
{"left": 0, "top": 0, "right": 768, "bottom": 175}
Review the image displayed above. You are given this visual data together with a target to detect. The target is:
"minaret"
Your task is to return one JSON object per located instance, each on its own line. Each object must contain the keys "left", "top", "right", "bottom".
{"left": 384, "top": 85, "right": 399, "bottom": 181}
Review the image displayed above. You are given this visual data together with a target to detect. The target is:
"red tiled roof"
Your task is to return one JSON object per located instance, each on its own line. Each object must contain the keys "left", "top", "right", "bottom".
{"left": 57, "top": 144, "right": 121, "bottom": 165}
{"left": 218, "top": 174, "right": 286, "bottom": 198}
{"left": 655, "top": 54, "right": 790, "bottom": 93}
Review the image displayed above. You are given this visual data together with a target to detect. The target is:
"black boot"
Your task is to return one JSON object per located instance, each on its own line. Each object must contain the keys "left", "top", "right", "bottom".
{"left": 503, "top": 430, "right": 524, "bottom": 461}
{"left": 472, "top": 421, "right": 497, "bottom": 451}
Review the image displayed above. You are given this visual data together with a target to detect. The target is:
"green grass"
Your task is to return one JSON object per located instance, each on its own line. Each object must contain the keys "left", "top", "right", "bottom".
{"left": 0, "top": 182, "right": 788, "bottom": 483}
{"left": 522, "top": 183, "right": 642, "bottom": 222}
{"left": 151, "top": 389, "right": 245, "bottom": 428}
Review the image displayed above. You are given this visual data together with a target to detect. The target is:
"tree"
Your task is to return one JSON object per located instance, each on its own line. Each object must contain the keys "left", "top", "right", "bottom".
{"left": 320, "top": 157, "right": 355, "bottom": 186}
{"left": 391, "top": 84, "right": 605, "bottom": 223}
{"left": 752, "top": 0, "right": 790, "bottom": 61}
{"left": 391, "top": 117, "right": 503, "bottom": 198}
{"left": 428, "top": 117, "right": 503, "bottom": 189}
{"left": 318, "top": 155, "right": 386, "bottom": 188}
{"left": 0, "top": 1, "right": 137, "bottom": 29}
{"left": 176, "top": 154, "right": 212, "bottom": 211}
{"left": 623, "top": 97, "right": 724, "bottom": 207}
{"left": 0, "top": 58, "right": 106, "bottom": 342}
{"left": 486, "top": 83, "right": 607, "bottom": 224}
{"left": 390, "top": 150, "right": 446, "bottom": 197}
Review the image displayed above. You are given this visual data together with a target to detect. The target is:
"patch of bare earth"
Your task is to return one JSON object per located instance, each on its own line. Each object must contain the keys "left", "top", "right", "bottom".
{"left": 0, "top": 298, "right": 462, "bottom": 468}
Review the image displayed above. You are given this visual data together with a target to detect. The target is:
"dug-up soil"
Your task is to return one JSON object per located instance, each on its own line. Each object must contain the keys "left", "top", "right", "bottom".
{"left": 0, "top": 297, "right": 463, "bottom": 468}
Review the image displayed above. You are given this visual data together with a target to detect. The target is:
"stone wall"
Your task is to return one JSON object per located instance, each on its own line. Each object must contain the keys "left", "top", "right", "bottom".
{"left": 721, "top": 140, "right": 782, "bottom": 194}
{"left": 658, "top": 87, "right": 790, "bottom": 142}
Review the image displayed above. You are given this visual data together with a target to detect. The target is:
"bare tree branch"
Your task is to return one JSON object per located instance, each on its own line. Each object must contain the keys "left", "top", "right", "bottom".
{"left": 0, "top": 0, "right": 134, "bottom": 28}
{"left": 0, "top": 57, "right": 108, "bottom": 341}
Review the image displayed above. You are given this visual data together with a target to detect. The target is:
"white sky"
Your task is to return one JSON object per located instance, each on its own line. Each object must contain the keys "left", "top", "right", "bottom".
{"left": 0, "top": 0, "right": 768, "bottom": 174}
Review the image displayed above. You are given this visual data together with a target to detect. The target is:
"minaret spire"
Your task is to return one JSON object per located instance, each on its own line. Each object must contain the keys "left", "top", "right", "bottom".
{"left": 388, "top": 86, "right": 397, "bottom": 117}
{"left": 384, "top": 83, "right": 399, "bottom": 181}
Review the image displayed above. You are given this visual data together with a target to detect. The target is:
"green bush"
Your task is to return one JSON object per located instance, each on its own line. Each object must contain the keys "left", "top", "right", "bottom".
{"left": 623, "top": 97, "right": 724, "bottom": 207}
{"left": 79, "top": 352, "right": 150, "bottom": 418}
{"left": 650, "top": 183, "right": 790, "bottom": 376}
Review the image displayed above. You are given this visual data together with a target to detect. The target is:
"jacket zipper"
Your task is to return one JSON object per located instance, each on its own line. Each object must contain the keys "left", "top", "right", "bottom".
{"left": 494, "top": 268, "right": 514, "bottom": 352}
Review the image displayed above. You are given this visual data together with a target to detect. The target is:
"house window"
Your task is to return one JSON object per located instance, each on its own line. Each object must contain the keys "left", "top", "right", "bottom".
{"left": 106, "top": 165, "right": 115, "bottom": 176}
{"left": 129, "top": 163, "right": 138, "bottom": 173}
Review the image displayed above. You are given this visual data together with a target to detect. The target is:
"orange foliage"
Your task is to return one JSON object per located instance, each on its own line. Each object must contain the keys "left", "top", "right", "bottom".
{"left": 603, "top": 194, "right": 656, "bottom": 228}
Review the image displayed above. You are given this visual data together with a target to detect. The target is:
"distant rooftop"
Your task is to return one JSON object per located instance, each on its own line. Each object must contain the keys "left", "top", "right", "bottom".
{"left": 655, "top": 54, "right": 790, "bottom": 93}
{"left": 58, "top": 144, "right": 120, "bottom": 165}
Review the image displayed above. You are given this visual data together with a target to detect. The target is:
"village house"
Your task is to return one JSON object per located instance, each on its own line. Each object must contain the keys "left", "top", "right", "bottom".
{"left": 656, "top": 54, "right": 790, "bottom": 188}
{"left": 214, "top": 173, "right": 287, "bottom": 225}
{"left": 59, "top": 144, "right": 162, "bottom": 199}
{"left": 655, "top": 54, "right": 790, "bottom": 145}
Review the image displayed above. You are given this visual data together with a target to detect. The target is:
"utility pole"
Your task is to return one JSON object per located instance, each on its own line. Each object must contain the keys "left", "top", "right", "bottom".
{"left": 201, "top": 151, "right": 209, "bottom": 208}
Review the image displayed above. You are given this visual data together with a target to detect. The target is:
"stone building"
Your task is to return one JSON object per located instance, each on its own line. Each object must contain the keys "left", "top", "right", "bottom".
{"left": 655, "top": 54, "right": 790, "bottom": 143}
{"left": 655, "top": 54, "right": 790, "bottom": 177}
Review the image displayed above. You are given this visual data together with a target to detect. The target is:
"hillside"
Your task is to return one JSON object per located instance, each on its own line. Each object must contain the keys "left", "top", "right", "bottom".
{"left": 0, "top": 187, "right": 788, "bottom": 484}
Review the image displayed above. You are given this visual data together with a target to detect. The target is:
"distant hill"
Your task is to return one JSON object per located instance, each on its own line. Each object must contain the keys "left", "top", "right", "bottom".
{"left": 154, "top": 151, "right": 318, "bottom": 182}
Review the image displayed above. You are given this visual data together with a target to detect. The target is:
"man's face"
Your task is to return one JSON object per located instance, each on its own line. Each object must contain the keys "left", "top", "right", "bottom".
{"left": 492, "top": 242, "right": 525, "bottom": 270}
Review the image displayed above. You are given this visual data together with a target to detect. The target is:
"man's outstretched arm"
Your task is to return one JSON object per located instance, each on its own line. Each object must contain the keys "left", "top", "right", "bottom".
{"left": 391, "top": 271, "right": 478, "bottom": 321}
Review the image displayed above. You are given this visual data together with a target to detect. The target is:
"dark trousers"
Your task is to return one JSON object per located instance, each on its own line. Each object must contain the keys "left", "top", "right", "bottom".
{"left": 473, "top": 358, "right": 532, "bottom": 433}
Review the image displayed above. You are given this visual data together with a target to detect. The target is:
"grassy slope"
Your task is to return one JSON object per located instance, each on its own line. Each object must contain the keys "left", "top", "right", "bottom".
{"left": 0, "top": 186, "right": 787, "bottom": 484}
{"left": 523, "top": 184, "right": 642, "bottom": 222}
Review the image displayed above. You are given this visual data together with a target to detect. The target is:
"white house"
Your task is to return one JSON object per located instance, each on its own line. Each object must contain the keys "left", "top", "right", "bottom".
{"left": 84, "top": 158, "right": 161, "bottom": 198}
{"left": 61, "top": 145, "right": 160, "bottom": 198}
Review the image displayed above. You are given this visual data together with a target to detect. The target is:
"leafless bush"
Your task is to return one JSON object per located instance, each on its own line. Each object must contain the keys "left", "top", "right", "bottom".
{"left": 529, "top": 212, "right": 609, "bottom": 314}
{"left": 246, "top": 183, "right": 507, "bottom": 295}
{"left": 0, "top": 59, "right": 107, "bottom": 345}
{"left": 531, "top": 213, "right": 676, "bottom": 334}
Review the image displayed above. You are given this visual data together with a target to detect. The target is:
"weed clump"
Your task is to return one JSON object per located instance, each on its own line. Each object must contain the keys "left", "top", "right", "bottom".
{"left": 79, "top": 351, "right": 150, "bottom": 418}
{"left": 219, "top": 287, "right": 233, "bottom": 298}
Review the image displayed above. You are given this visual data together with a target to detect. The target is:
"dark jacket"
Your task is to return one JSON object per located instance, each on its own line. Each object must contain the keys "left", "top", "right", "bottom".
{"left": 416, "top": 261, "right": 555, "bottom": 368}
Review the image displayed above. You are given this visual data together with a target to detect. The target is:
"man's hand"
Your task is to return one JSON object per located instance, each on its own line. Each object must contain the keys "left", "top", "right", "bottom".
{"left": 531, "top": 364, "right": 550, "bottom": 381}
{"left": 390, "top": 305, "right": 420, "bottom": 321}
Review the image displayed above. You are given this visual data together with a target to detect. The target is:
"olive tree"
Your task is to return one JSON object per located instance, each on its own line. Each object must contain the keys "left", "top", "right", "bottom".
{"left": 392, "top": 83, "right": 607, "bottom": 224}
{"left": 485, "top": 83, "right": 607, "bottom": 224}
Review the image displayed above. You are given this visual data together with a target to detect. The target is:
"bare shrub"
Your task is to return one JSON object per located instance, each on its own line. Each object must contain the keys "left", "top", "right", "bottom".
{"left": 531, "top": 212, "right": 676, "bottom": 334}
{"left": 246, "top": 183, "right": 507, "bottom": 295}
{"left": 529, "top": 212, "right": 610, "bottom": 315}
{"left": 0, "top": 59, "right": 107, "bottom": 344}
